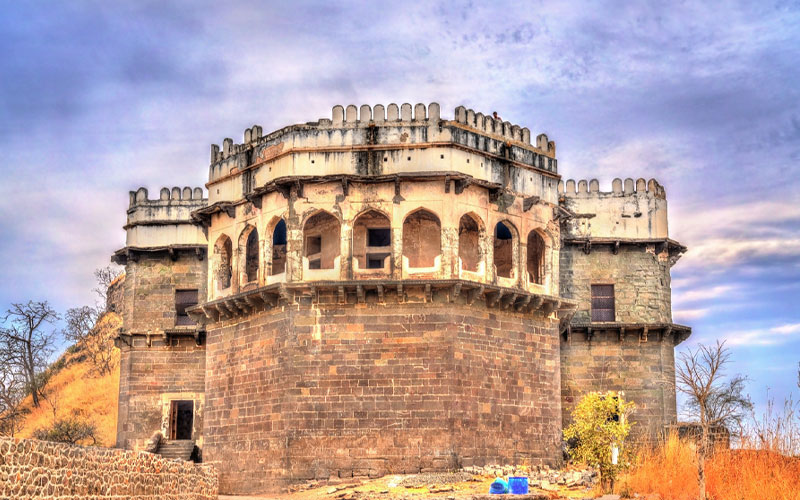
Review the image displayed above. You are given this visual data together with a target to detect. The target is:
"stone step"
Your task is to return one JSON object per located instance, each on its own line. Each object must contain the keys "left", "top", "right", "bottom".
{"left": 156, "top": 440, "right": 195, "bottom": 461}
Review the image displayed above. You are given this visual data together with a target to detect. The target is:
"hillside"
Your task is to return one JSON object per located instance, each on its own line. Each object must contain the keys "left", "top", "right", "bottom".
{"left": 14, "top": 312, "right": 121, "bottom": 447}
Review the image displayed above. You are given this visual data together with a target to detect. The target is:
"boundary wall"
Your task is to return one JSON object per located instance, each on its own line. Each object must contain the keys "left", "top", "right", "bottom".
{"left": 0, "top": 437, "right": 217, "bottom": 499}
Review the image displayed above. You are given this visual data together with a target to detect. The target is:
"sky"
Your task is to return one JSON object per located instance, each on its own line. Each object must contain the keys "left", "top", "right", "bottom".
{"left": 0, "top": 1, "right": 798, "bottom": 417}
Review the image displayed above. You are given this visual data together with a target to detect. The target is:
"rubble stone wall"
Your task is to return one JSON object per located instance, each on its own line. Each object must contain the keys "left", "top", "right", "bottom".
{"left": 202, "top": 294, "right": 562, "bottom": 494}
{"left": 0, "top": 437, "right": 217, "bottom": 500}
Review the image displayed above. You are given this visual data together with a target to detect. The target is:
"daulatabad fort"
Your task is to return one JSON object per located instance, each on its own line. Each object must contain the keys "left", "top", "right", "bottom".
{"left": 110, "top": 102, "right": 691, "bottom": 495}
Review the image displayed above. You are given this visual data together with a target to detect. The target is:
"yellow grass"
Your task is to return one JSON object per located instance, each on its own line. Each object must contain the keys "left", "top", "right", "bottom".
{"left": 619, "top": 432, "right": 800, "bottom": 500}
{"left": 15, "top": 314, "right": 121, "bottom": 447}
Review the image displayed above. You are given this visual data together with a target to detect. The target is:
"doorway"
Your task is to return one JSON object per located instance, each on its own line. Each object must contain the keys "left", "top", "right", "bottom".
{"left": 169, "top": 400, "right": 194, "bottom": 440}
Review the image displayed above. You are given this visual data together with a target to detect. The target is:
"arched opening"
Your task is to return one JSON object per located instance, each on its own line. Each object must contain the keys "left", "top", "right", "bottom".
{"left": 494, "top": 221, "right": 515, "bottom": 278}
{"left": 353, "top": 210, "right": 392, "bottom": 271}
{"left": 402, "top": 209, "right": 441, "bottom": 268}
{"left": 214, "top": 235, "right": 233, "bottom": 291}
{"left": 303, "top": 211, "right": 340, "bottom": 269}
{"left": 459, "top": 213, "right": 482, "bottom": 271}
{"left": 271, "top": 219, "right": 287, "bottom": 275}
{"left": 239, "top": 226, "right": 259, "bottom": 284}
{"left": 527, "top": 230, "right": 546, "bottom": 285}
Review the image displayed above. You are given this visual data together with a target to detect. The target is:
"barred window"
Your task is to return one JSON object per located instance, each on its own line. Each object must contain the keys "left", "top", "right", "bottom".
{"left": 591, "top": 284, "right": 615, "bottom": 322}
{"left": 175, "top": 289, "right": 199, "bottom": 326}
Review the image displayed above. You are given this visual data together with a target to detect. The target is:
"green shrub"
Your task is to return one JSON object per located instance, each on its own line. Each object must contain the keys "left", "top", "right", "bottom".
{"left": 564, "top": 391, "right": 635, "bottom": 491}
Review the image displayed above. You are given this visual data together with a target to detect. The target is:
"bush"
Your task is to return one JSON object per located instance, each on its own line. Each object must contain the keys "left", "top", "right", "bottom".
{"left": 563, "top": 391, "right": 635, "bottom": 491}
{"left": 33, "top": 415, "right": 97, "bottom": 446}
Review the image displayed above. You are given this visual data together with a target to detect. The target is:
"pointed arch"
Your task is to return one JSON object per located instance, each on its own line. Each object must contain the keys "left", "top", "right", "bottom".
{"left": 527, "top": 229, "right": 546, "bottom": 285}
{"left": 213, "top": 234, "right": 233, "bottom": 291}
{"left": 458, "top": 212, "right": 484, "bottom": 271}
{"left": 269, "top": 217, "right": 287, "bottom": 276}
{"left": 493, "top": 220, "right": 517, "bottom": 278}
{"left": 352, "top": 208, "right": 392, "bottom": 271}
{"left": 237, "top": 224, "right": 259, "bottom": 284}
{"left": 402, "top": 208, "right": 441, "bottom": 268}
{"left": 302, "top": 210, "right": 340, "bottom": 269}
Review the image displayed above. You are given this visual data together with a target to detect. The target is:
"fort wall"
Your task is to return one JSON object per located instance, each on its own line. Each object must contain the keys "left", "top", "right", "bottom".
{"left": 115, "top": 250, "right": 208, "bottom": 451}
{"left": 205, "top": 103, "right": 559, "bottom": 206}
{"left": 205, "top": 180, "right": 559, "bottom": 303}
{"left": 560, "top": 244, "right": 673, "bottom": 324}
{"left": 123, "top": 187, "right": 208, "bottom": 249}
{"left": 559, "top": 178, "right": 668, "bottom": 240}
{"left": 202, "top": 294, "right": 562, "bottom": 494}
{"left": 560, "top": 330, "right": 679, "bottom": 439}
{"left": 0, "top": 437, "right": 217, "bottom": 499}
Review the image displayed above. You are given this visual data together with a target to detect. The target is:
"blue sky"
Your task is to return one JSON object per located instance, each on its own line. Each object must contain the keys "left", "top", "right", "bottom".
{"left": 0, "top": 1, "right": 798, "bottom": 415}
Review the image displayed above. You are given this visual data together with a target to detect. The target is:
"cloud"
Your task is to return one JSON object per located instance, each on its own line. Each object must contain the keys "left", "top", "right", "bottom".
{"left": 673, "top": 308, "right": 711, "bottom": 322}
{"left": 673, "top": 285, "right": 738, "bottom": 304}
{"left": 724, "top": 323, "right": 800, "bottom": 347}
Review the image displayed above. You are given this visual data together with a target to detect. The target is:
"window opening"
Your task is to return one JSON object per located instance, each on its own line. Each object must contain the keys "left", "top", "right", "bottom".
{"left": 245, "top": 228, "right": 259, "bottom": 282}
{"left": 175, "top": 289, "right": 199, "bottom": 326}
{"left": 271, "top": 219, "right": 287, "bottom": 275}
{"left": 527, "top": 231, "right": 545, "bottom": 285}
{"left": 591, "top": 284, "right": 615, "bottom": 322}
{"left": 494, "top": 221, "right": 514, "bottom": 278}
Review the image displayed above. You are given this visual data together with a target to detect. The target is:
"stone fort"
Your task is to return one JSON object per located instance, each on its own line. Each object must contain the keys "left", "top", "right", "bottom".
{"left": 111, "top": 102, "right": 691, "bottom": 495}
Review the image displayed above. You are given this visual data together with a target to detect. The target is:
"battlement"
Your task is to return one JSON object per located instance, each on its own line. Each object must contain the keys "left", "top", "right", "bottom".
{"left": 115, "top": 187, "right": 208, "bottom": 261}
{"left": 558, "top": 178, "right": 665, "bottom": 198}
{"left": 559, "top": 178, "right": 670, "bottom": 240}
{"left": 205, "top": 103, "right": 560, "bottom": 204}
{"left": 453, "top": 105, "right": 554, "bottom": 155}
{"left": 128, "top": 186, "right": 207, "bottom": 207}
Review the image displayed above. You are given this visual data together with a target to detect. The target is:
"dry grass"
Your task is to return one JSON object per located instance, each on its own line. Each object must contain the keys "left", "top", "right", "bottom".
{"left": 619, "top": 432, "right": 800, "bottom": 500}
{"left": 14, "top": 313, "right": 121, "bottom": 447}
{"left": 619, "top": 433, "right": 698, "bottom": 500}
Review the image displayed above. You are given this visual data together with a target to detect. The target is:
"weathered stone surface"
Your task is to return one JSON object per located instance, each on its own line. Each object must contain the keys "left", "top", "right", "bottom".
{"left": 0, "top": 437, "right": 217, "bottom": 499}
{"left": 111, "top": 104, "right": 691, "bottom": 495}
{"left": 203, "top": 299, "right": 562, "bottom": 494}
{"left": 116, "top": 252, "right": 207, "bottom": 451}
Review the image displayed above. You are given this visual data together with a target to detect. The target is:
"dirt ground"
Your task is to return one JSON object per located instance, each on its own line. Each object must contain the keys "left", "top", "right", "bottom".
{"left": 219, "top": 470, "right": 601, "bottom": 500}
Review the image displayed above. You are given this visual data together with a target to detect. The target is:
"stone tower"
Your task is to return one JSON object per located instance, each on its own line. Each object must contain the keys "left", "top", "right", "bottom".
{"left": 111, "top": 102, "right": 690, "bottom": 495}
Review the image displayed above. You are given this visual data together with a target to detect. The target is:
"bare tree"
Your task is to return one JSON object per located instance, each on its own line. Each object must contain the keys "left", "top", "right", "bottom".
{"left": 64, "top": 266, "right": 122, "bottom": 375}
{"left": 93, "top": 266, "right": 121, "bottom": 311}
{"left": 0, "top": 367, "right": 29, "bottom": 436}
{"left": 676, "top": 340, "right": 752, "bottom": 500}
{"left": 0, "top": 301, "right": 60, "bottom": 408}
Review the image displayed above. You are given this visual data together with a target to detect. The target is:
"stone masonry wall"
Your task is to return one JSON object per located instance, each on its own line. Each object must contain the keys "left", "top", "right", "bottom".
{"left": 117, "top": 253, "right": 207, "bottom": 451}
{"left": 0, "top": 437, "right": 216, "bottom": 499}
{"left": 117, "top": 336, "right": 206, "bottom": 450}
{"left": 121, "top": 253, "right": 207, "bottom": 335}
{"left": 560, "top": 331, "right": 678, "bottom": 439}
{"left": 203, "top": 293, "right": 562, "bottom": 495}
{"left": 559, "top": 245, "right": 672, "bottom": 324}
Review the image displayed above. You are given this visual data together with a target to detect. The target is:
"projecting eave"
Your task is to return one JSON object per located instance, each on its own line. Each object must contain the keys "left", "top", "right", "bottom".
{"left": 562, "top": 237, "right": 687, "bottom": 263}
{"left": 192, "top": 171, "right": 559, "bottom": 227}
{"left": 564, "top": 321, "right": 691, "bottom": 345}
{"left": 186, "top": 279, "right": 577, "bottom": 326}
{"left": 111, "top": 244, "right": 206, "bottom": 265}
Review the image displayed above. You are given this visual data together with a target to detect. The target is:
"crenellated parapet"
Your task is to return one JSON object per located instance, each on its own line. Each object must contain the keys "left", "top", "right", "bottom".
{"left": 453, "top": 105, "right": 555, "bottom": 155}
{"left": 113, "top": 186, "right": 209, "bottom": 264}
{"left": 206, "top": 103, "right": 560, "bottom": 204}
{"left": 558, "top": 178, "right": 675, "bottom": 243}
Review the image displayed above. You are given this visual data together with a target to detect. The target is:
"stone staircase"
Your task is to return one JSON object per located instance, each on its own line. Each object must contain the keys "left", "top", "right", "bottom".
{"left": 156, "top": 440, "right": 195, "bottom": 461}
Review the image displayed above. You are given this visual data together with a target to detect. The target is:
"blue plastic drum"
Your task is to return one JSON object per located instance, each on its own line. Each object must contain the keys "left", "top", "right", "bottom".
{"left": 508, "top": 476, "right": 529, "bottom": 494}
